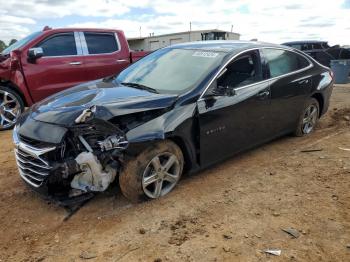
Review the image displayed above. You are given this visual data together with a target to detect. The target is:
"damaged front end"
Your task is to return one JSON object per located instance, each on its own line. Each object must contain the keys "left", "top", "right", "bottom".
{"left": 13, "top": 79, "right": 179, "bottom": 205}
{"left": 13, "top": 107, "right": 129, "bottom": 205}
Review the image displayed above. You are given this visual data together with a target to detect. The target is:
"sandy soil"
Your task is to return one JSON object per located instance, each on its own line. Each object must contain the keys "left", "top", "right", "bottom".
{"left": 0, "top": 84, "right": 350, "bottom": 262}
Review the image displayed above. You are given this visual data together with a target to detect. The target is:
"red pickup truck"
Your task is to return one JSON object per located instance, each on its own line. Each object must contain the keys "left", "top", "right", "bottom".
{"left": 0, "top": 27, "right": 148, "bottom": 130}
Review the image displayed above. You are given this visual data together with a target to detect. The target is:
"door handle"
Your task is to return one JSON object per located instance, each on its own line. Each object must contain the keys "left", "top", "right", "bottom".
{"left": 69, "top": 61, "right": 82, "bottom": 65}
{"left": 298, "top": 79, "right": 310, "bottom": 85}
{"left": 116, "top": 59, "right": 128, "bottom": 63}
{"left": 256, "top": 90, "right": 270, "bottom": 99}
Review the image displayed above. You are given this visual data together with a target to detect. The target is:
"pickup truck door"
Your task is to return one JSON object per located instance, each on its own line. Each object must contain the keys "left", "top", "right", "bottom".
{"left": 21, "top": 32, "right": 87, "bottom": 102}
{"left": 78, "top": 31, "right": 130, "bottom": 80}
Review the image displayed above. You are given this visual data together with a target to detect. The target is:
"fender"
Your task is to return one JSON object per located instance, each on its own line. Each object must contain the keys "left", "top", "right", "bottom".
{"left": 125, "top": 103, "right": 199, "bottom": 169}
{"left": 10, "top": 70, "right": 34, "bottom": 106}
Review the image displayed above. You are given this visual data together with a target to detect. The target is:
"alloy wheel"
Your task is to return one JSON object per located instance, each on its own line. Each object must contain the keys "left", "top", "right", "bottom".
{"left": 142, "top": 152, "right": 181, "bottom": 199}
{"left": 302, "top": 104, "right": 318, "bottom": 134}
{"left": 0, "top": 90, "right": 22, "bottom": 129}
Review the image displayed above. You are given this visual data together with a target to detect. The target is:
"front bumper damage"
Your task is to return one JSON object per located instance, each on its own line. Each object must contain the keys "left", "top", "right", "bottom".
{"left": 13, "top": 110, "right": 129, "bottom": 206}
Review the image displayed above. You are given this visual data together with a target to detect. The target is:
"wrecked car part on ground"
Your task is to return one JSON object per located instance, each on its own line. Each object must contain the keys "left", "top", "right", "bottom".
{"left": 13, "top": 41, "right": 334, "bottom": 204}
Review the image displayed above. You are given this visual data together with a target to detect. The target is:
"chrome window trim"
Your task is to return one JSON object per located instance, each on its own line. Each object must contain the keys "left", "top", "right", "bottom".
{"left": 198, "top": 46, "right": 314, "bottom": 101}
{"left": 80, "top": 31, "right": 121, "bottom": 56}
{"left": 78, "top": 32, "right": 88, "bottom": 55}
{"left": 37, "top": 31, "right": 121, "bottom": 58}
{"left": 74, "top": 31, "right": 84, "bottom": 55}
{"left": 36, "top": 32, "right": 81, "bottom": 58}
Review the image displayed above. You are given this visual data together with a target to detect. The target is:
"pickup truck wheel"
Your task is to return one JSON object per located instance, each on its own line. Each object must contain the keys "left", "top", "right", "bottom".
{"left": 294, "top": 98, "right": 319, "bottom": 137}
{"left": 0, "top": 86, "right": 24, "bottom": 131}
{"left": 119, "top": 140, "right": 184, "bottom": 203}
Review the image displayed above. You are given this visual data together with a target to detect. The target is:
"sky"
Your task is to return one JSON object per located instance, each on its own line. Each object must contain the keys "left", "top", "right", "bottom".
{"left": 0, "top": 0, "right": 349, "bottom": 46}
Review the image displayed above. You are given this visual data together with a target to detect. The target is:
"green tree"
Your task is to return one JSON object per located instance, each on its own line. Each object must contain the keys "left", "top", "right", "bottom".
{"left": 0, "top": 40, "right": 7, "bottom": 52}
{"left": 9, "top": 39, "right": 17, "bottom": 46}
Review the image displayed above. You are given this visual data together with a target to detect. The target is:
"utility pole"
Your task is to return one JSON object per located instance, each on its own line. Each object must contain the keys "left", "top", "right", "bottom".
{"left": 139, "top": 26, "right": 141, "bottom": 37}
{"left": 189, "top": 22, "right": 192, "bottom": 41}
{"left": 231, "top": 25, "right": 233, "bottom": 33}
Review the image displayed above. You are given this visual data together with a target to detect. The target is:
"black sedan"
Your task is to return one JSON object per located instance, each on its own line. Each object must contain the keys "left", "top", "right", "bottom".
{"left": 12, "top": 41, "right": 334, "bottom": 204}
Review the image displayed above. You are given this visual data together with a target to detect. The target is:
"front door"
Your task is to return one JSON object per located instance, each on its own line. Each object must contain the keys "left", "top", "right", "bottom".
{"left": 22, "top": 32, "right": 87, "bottom": 102}
{"left": 197, "top": 50, "right": 272, "bottom": 166}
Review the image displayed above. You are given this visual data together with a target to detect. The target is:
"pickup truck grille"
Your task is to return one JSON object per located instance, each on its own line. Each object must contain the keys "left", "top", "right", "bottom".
{"left": 14, "top": 137, "right": 56, "bottom": 188}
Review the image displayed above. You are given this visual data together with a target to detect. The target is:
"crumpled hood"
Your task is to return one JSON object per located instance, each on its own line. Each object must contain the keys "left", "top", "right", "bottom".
{"left": 30, "top": 79, "right": 178, "bottom": 126}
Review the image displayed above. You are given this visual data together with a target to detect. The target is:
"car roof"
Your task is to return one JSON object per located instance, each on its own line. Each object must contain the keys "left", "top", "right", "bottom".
{"left": 282, "top": 40, "right": 328, "bottom": 45}
{"left": 167, "top": 40, "right": 292, "bottom": 54}
{"left": 42, "top": 28, "right": 123, "bottom": 34}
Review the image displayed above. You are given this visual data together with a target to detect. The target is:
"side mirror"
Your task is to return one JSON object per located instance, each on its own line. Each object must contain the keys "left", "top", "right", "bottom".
{"left": 27, "top": 47, "right": 44, "bottom": 63}
{"left": 210, "top": 85, "right": 236, "bottom": 97}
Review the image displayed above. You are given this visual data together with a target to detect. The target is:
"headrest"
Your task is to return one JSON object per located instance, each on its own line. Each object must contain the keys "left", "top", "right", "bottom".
{"left": 228, "top": 57, "right": 253, "bottom": 74}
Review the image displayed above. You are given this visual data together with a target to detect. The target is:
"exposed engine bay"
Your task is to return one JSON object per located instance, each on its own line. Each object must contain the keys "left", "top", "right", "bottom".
{"left": 13, "top": 107, "right": 132, "bottom": 204}
{"left": 57, "top": 112, "right": 129, "bottom": 197}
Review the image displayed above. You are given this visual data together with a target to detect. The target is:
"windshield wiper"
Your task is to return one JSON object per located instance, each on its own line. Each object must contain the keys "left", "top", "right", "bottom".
{"left": 121, "top": 82, "right": 158, "bottom": 94}
{"left": 103, "top": 74, "right": 117, "bottom": 82}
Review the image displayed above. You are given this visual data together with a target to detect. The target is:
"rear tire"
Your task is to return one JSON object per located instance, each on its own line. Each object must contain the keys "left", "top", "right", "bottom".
{"left": 294, "top": 98, "right": 319, "bottom": 137}
{"left": 0, "top": 86, "right": 24, "bottom": 131}
{"left": 119, "top": 140, "right": 184, "bottom": 203}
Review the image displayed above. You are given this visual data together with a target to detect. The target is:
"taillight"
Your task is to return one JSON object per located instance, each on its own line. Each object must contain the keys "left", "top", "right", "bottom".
{"left": 9, "top": 51, "right": 20, "bottom": 71}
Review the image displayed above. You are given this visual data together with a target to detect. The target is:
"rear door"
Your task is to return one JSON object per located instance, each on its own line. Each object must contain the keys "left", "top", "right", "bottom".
{"left": 79, "top": 32, "right": 130, "bottom": 80}
{"left": 22, "top": 32, "right": 87, "bottom": 102}
{"left": 261, "top": 48, "right": 313, "bottom": 134}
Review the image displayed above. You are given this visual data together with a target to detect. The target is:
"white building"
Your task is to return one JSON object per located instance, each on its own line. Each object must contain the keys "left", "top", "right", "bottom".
{"left": 128, "top": 29, "right": 240, "bottom": 51}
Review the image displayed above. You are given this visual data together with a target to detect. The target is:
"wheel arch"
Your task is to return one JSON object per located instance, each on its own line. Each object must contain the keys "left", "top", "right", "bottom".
{"left": 168, "top": 136, "right": 195, "bottom": 173}
{"left": 311, "top": 92, "right": 324, "bottom": 117}
{"left": 0, "top": 80, "right": 29, "bottom": 106}
{"left": 126, "top": 134, "right": 196, "bottom": 174}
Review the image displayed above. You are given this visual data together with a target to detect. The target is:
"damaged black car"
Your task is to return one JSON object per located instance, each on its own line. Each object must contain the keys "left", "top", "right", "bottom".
{"left": 13, "top": 41, "right": 334, "bottom": 204}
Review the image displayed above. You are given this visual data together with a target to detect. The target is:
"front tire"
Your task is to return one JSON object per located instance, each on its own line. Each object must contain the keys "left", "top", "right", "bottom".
{"left": 119, "top": 140, "right": 184, "bottom": 203}
{"left": 294, "top": 98, "right": 319, "bottom": 137}
{"left": 0, "top": 86, "right": 24, "bottom": 131}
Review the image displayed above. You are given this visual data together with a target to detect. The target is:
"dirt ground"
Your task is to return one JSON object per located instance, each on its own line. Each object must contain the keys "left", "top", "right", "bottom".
{"left": 0, "top": 84, "right": 350, "bottom": 262}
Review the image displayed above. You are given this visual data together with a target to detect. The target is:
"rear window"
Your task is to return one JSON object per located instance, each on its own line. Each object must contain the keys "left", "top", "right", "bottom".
{"left": 262, "top": 49, "right": 310, "bottom": 78}
{"left": 290, "top": 44, "right": 302, "bottom": 50}
{"left": 84, "top": 33, "right": 119, "bottom": 54}
{"left": 38, "top": 33, "right": 77, "bottom": 57}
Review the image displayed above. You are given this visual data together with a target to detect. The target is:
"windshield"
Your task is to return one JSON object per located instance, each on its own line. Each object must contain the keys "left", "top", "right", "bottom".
{"left": 1, "top": 31, "right": 42, "bottom": 55}
{"left": 117, "top": 48, "right": 227, "bottom": 94}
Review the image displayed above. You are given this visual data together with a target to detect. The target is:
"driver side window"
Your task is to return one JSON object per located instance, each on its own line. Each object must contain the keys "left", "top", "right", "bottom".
{"left": 217, "top": 50, "right": 263, "bottom": 89}
{"left": 36, "top": 33, "right": 77, "bottom": 57}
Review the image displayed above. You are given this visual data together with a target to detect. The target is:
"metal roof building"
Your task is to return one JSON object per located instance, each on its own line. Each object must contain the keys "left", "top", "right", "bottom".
{"left": 127, "top": 29, "right": 240, "bottom": 51}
